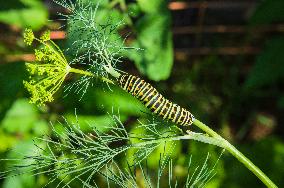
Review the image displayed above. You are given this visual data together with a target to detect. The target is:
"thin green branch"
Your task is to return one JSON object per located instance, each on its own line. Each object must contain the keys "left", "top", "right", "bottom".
{"left": 192, "top": 119, "right": 278, "bottom": 188}
{"left": 69, "top": 67, "right": 115, "bottom": 84}
{"left": 130, "top": 132, "right": 225, "bottom": 149}
{"left": 69, "top": 67, "right": 95, "bottom": 77}
{"left": 103, "top": 64, "right": 121, "bottom": 78}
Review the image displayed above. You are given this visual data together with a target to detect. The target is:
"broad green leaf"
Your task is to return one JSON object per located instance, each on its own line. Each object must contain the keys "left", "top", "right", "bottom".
{"left": 0, "top": 0, "right": 48, "bottom": 30}
{"left": 250, "top": 0, "right": 284, "bottom": 25}
{"left": 89, "top": 0, "right": 110, "bottom": 7}
{"left": 86, "top": 86, "right": 146, "bottom": 116}
{"left": 244, "top": 37, "right": 284, "bottom": 89}
{"left": 129, "top": 13, "right": 173, "bottom": 81}
{"left": 1, "top": 99, "right": 38, "bottom": 133}
{"left": 1, "top": 98, "right": 48, "bottom": 136}
{"left": 137, "top": 0, "right": 166, "bottom": 13}
{"left": 62, "top": 85, "right": 146, "bottom": 119}
{"left": 93, "top": 8, "right": 124, "bottom": 25}
{"left": 61, "top": 86, "right": 146, "bottom": 130}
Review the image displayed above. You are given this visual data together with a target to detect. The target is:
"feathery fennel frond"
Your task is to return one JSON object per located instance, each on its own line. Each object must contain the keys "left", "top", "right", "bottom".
{"left": 24, "top": 1, "right": 136, "bottom": 104}
{"left": 100, "top": 152, "right": 223, "bottom": 188}
{"left": 1, "top": 111, "right": 223, "bottom": 187}
{"left": 54, "top": 0, "right": 137, "bottom": 78}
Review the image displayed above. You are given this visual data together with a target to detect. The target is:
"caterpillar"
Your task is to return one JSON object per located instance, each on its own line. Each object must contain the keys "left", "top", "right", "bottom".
{"left": 118, "top": 74, "right": 195, "bottom": 126}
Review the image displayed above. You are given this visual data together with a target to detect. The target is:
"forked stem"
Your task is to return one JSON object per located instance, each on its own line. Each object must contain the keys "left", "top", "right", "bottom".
{"left": 193, "top": 119, "right": 277, "bottom": 188}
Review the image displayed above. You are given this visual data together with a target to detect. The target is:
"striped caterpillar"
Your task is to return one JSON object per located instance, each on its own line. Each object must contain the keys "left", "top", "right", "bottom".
{"left": 118, "top": 74, "right": 195, "bottom": 126}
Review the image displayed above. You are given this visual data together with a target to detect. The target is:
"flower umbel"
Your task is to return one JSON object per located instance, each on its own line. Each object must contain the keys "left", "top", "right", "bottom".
{"left": 23, "top": 29, "right": 116, "bottom": 106}
{"left": 23, "top": 30, "right": 71, "bottom": 106}
{"left": 40, "top": 30, "right": 51, "bottom": 42}
{"left": 23, "top": 28, "right": 35, "bottom": 46}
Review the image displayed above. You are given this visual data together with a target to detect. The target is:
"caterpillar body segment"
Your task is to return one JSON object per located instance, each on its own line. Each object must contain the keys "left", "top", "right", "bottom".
{"left": 118, "top": 74, "right": 195, "bottom": 126}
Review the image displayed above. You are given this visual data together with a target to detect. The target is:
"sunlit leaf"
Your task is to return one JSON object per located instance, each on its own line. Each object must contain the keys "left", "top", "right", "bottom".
{"left": 137, "top": 0, "right": 165, "bottom": 14}
{"left": 0, "top": 0, "right": 48, "bottom": 30}
{"left": 129, "top": 13, "right": 173, "bottom": 81}
{"left": 1, "top": 99, "right": 48, "bottom": 136}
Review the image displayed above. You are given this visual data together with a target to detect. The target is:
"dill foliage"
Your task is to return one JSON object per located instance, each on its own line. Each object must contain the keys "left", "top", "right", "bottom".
{"left": 0, "top": 112, "right": 221, "bottom": 187}
{"left": 54, "top": 0, "right": 135, "bottom": 95}
{"left": 23, "top": 0, "right": 137, "bottom": 104}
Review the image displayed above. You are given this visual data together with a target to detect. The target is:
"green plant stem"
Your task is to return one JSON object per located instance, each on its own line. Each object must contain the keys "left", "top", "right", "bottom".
{"left": 131, "top": 132, "right": 225, "bottom": 149}
{"left": 69, "top": 68, "right": 95, "bottom": 77}
{"left": 193, "top": 119, "right": 277, "bottom": 188}
{"left": 69, "top": 67, "right": 115, "bottom": 84}
{"left": 103, "top": 64, "right": 121, "bottom": 78}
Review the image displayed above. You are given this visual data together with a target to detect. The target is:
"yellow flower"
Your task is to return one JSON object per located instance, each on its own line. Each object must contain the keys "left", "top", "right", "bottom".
{"left": 23, "top": 32, "right": 71, "bottom": 106}
{"left": 23, "top": 29, "right": 111, "bottom": 106}
{"left": 23, "top": 28, "right": 35, "bottom": 46}
{"left": 40, "top": 30, "right": 51, "bottom": 42}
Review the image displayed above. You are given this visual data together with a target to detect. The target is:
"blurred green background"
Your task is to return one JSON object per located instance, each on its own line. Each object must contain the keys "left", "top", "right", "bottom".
{"left": 0, "top": 0, "right": 284, "bottom": 187}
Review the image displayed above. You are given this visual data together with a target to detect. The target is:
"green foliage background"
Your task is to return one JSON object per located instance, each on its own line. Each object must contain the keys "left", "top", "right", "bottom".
{"left": 0, "top": 0, "right": 284, "bottom": 187}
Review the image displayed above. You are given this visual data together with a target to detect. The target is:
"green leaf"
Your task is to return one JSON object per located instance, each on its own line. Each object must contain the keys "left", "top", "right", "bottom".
{"left": 61, "top": 86, "right": 146, "bottom": 129}
{"left": 129, "top": 13, "right": 173, "bottom": 81}
{"left": 87, "top": 86, "right": 146, "bottom": 116}
{"left": 1, "top": 98, "right": 37, "bottom": 133}
{"left": 89, "top": 0, "right": 110, "bottom": 7}
{"left": 0, "top": 0, "right": 48, "bottom": 30}
{"left": 93, "top": 8, "right": 124, "bottom": 25}
{"left": 136, "top": 0, "right": 166, "bottom": 14}
{"left": 127, "top": 3, "right": 141, "bottom": 18}
{"left": 244, "top": 37, "right": 284, "bottom": 89}
{"left": 250, "top": 0, "right": 284, "bottom": 25}
{"left": 1, "top": 98, "right": 48, "bottom": 135}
